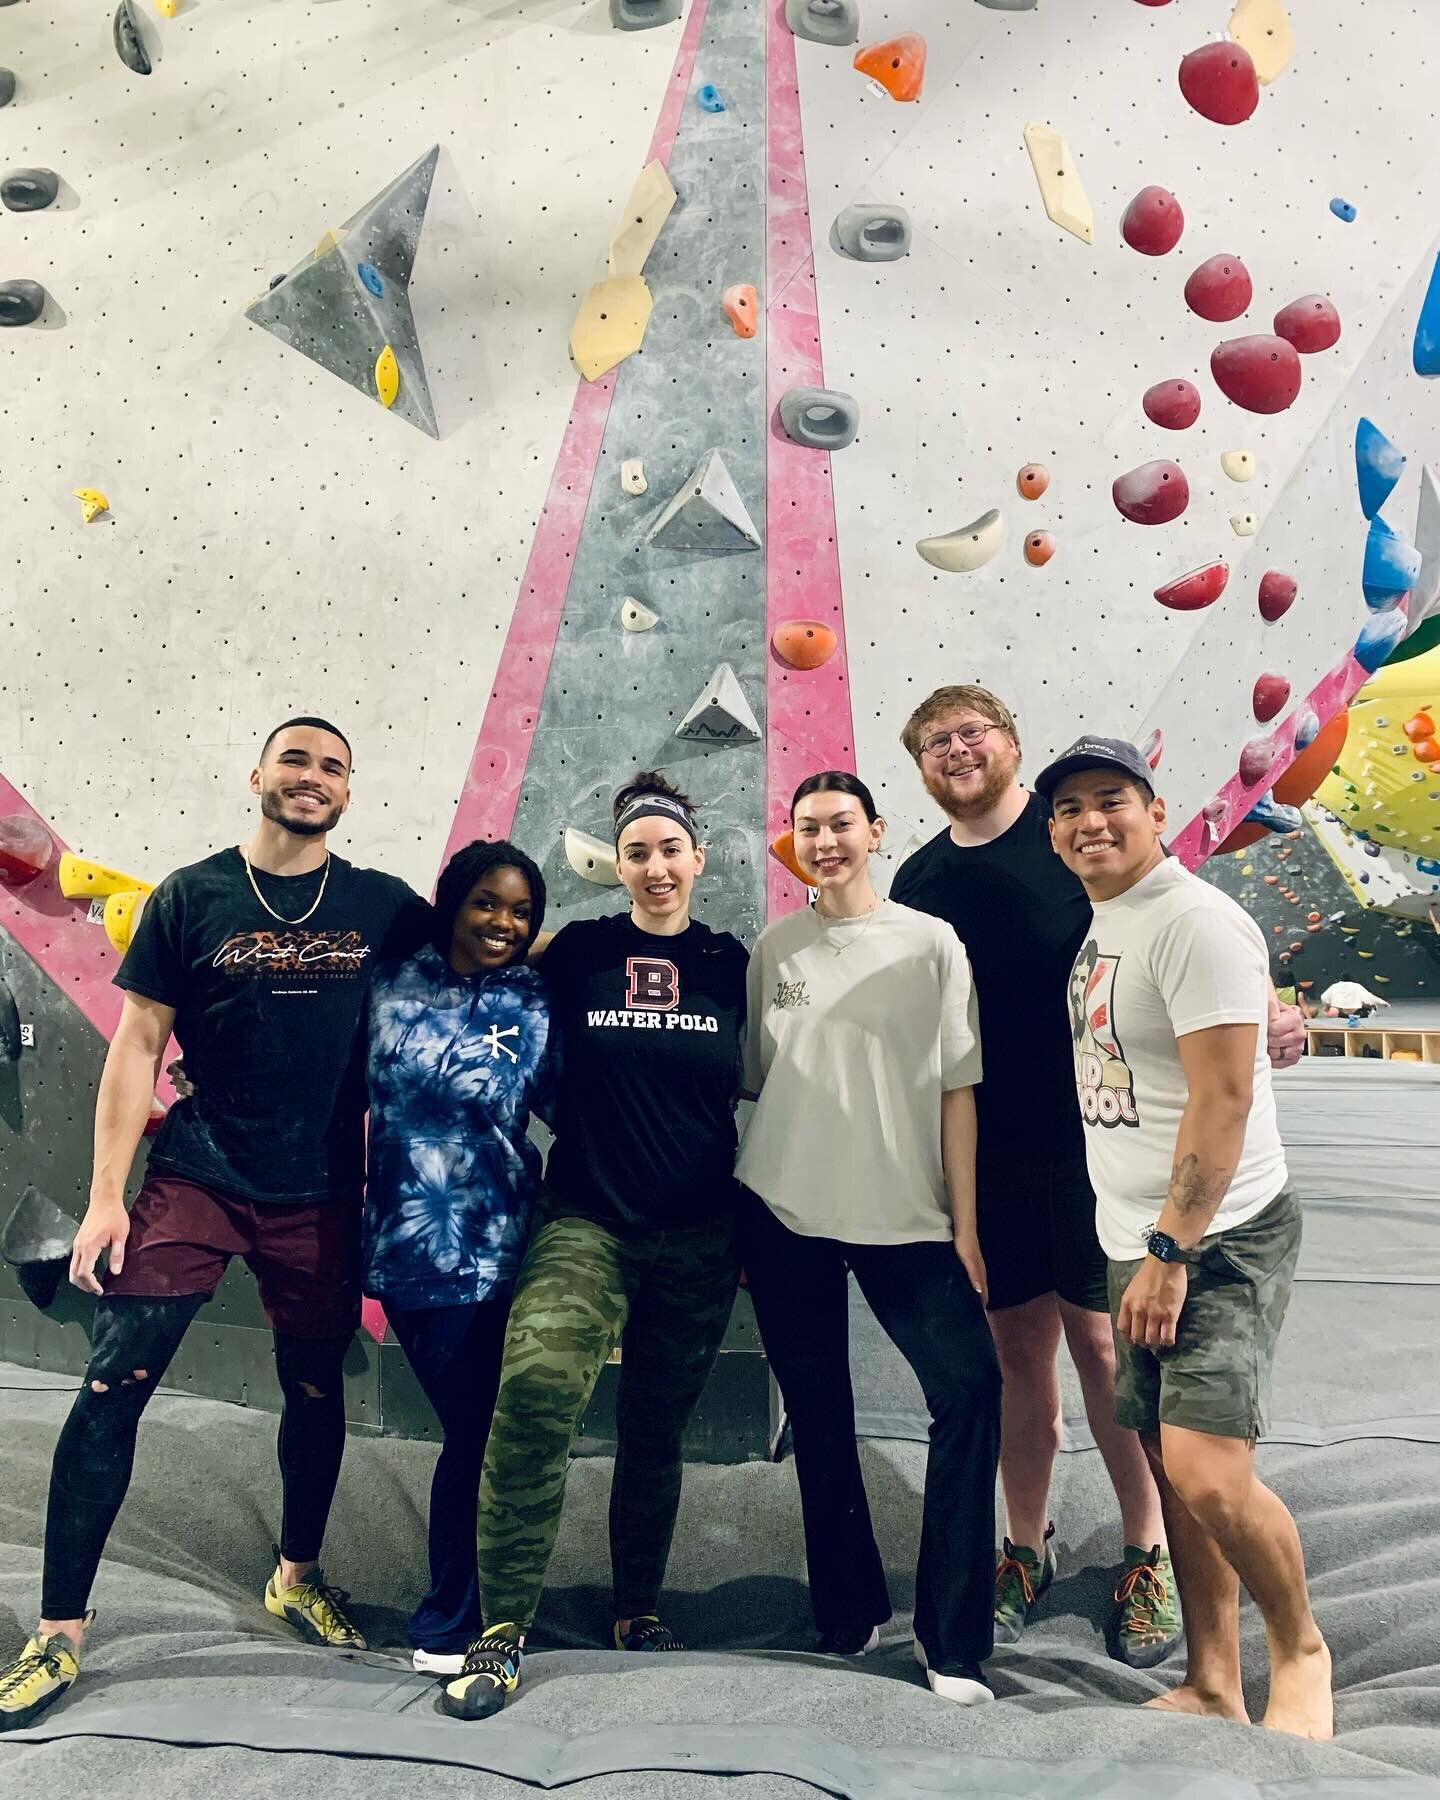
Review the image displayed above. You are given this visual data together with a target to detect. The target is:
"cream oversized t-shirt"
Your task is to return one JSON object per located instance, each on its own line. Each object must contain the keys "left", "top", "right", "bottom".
{"left": 737, "top": 900, "right": 983, "bottom": 1244}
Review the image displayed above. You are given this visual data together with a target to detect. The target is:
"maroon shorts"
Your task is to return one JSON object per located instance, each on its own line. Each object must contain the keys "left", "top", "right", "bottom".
{"left": 103, "top": 1173, "right": 361, "bottom": 1338}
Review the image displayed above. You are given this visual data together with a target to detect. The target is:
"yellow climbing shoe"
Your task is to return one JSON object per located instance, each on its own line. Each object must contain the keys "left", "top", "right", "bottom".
{"left": 263, "top": 1562, "right": 367, "bottom": 1649}
{"left": 0, "top": 1613, "right": 92, "bottom": 1733}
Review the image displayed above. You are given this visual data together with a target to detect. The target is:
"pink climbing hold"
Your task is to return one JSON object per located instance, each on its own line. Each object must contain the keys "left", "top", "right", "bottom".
{"left": 1258, "top": 570, "right": 1298, "bottom": 622}
{"left": 1113, "top": 460, "right": 1189, "bottom": 526}
{"left": 1154, "top": 560, "right": 1229, "bottom": 611}
{"left": 1252, "top": 672, "right": 1291, "bottom": 723}
{"left": 1121, "top": 186, "right": 1184, "bottom": 256}
{"left": 0, "top": 814, "right": 55, "bottom": 886}
{"left": 1178, "top": 41, "right": 1260, "bottom": 126}
{"left": 1141, "top": 728, "right": 1164, "bottom": 770}
{"left": 1184, "top": 254, "right": 1252, "bottom": 323}
{"left": 1239, "top": 733, "right": 1281, "bottom": 787}
{"left": 1273, "top": 294, "right": 1341, "bottom": 354}
{"left": 1142, "top": 378, "right": 1202, "bottom": 430}
{"left": 1211, "top": 334, "right": 1303, "bottom": 414}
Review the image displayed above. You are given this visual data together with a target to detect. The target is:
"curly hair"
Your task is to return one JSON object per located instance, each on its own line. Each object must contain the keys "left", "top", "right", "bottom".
{"left": 431, "top": 839, "right": 546, "bottom": 961}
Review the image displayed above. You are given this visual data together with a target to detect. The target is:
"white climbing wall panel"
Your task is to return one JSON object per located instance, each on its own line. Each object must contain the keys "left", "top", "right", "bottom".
{"left": 799, "top": 0, "right": 1440, "bottom": 844}
{"left": 0, "top": 0, "right": 675, "bottom": 890}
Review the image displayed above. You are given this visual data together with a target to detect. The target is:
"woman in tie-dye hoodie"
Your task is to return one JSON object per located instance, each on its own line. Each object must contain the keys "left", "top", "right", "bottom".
{"left": 363, "top": 838, "right": 554, "bottom": 1674}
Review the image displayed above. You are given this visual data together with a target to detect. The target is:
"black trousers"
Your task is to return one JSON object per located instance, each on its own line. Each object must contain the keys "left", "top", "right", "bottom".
{"left": 740, "top": 1192, "right": 1001, "bottom": 1672}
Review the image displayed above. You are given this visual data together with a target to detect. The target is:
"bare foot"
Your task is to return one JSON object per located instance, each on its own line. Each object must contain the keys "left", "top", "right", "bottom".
{"left": 1144, "top": 1684, "right": 1250, "bottom": 1723}
{"left": 1263, "top": 1637, "right": 1333, "bottom": 1741}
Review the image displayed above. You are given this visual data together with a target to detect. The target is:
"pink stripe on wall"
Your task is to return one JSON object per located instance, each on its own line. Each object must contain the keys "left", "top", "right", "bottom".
{"left": 763, "top": 0, "right": 856, "bottom": 917}
{"left": 0, "top": 775, "right": 127, "bottom": 1041}
{"left": 440, "top": 0, "right": 713, "bottom": 869}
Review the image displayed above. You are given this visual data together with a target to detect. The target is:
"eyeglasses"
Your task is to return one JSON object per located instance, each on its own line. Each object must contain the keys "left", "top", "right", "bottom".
{"left": 919, "top": 723, "right": 1001, "bottom": 759}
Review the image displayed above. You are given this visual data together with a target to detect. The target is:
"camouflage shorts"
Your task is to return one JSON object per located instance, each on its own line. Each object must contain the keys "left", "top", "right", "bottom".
{"left": 1109, "top": 1187, "right": 1301, "bottom": 1441}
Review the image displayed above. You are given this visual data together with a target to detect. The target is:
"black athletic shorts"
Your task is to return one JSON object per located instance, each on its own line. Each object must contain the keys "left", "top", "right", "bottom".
{"left": 976, "top": 1151, "right": 1109, "bottom": 1314}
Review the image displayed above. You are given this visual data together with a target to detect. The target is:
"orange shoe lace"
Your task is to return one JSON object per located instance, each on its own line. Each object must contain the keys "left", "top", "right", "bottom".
{"left": 1114, "top": 1559, "right": 1170, "bottom": 1642}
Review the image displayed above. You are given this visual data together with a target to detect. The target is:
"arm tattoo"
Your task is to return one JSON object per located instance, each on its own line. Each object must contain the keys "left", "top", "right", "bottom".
{"left": 1169, "top": 1151, "right": 1227, "bottom": 1218}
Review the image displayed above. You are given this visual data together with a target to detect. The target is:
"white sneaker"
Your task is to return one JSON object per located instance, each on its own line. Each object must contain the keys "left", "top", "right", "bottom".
{"left": 412, "top": 1647, "right": 466, "bottom": 1675}
{"left": 927, "top": 1666, "right": 994, "bottom": 1706}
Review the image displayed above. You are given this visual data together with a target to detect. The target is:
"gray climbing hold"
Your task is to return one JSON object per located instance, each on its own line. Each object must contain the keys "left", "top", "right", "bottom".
{"left": 610, "top": 0, "right": 681, "bottom": 29}
{"left": 831, "top": 203, "right": 911, "bottom": 263}
{"left": 114, "top": 0, "right": 152, "bottom": 74}
{"left": 2, "top": 168, "right": 60, "bottom": 212}
{"left": 646, "top": 448, "right": 762, "bottom": 554}
{"left": 784, "top": 0, "right": 859, "bottom": 47}
{"left": 0, "top": 972, "right": 19, "bottom": 1062}
{"left": 675, "top": 663, "right": 762, "bottom": 745}
{"left": 0, "top": 280, "right": 46, "bottom": 326}
{"left": 779, "top": 386, "right": 859, "bottom": 451}
{"left": 1, "top": 1186, "right": 76, "bottom": 1312}
{"left": 974, "top": 0, "right": 1037, "bottom": 9}
{"left": 0, "top": 70, "right": 16, "bottom": 109}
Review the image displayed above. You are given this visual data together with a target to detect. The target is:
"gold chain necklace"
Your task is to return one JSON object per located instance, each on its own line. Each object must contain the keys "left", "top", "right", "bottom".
{"left": 815, "top": 897, "right": 883, "bottom": 957}
{"left": 241, "top": 848, "right": 331, "bottom": 926}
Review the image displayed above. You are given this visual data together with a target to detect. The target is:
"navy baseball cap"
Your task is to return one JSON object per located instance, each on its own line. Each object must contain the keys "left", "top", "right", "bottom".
{"left": 1034, "top": 736, "right": 1157, "bottom": 804}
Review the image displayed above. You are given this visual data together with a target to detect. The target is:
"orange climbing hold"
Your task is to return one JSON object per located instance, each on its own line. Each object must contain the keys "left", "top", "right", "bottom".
{"left": 772, "top": 620, "right": 839, "bottom": 670}
{"left": 769, "top": 830, "right": 816, "bottom": 888}
{"left": 723, "top": 284, "right": 758, "bottom": 339}
{"left": 1024, "top": 531, "right": 1055, "bottom": 566}
{"left": 1402, "top": 711, "right": 1435, "bottom": 741}
{"left": 1016, "top": 463, "right": 1050, "bottom": 499}
{"left": 853, "top": 33, "right": 926, "bottom": 103}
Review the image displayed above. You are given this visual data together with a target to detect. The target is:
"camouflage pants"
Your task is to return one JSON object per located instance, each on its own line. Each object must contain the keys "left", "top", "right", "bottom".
{"left": 476, "top": 1203, "right": 739, "bottom": 1630}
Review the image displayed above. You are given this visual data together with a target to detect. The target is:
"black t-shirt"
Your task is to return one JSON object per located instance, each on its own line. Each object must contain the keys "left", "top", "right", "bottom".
{"left": 541, "top": 913, "right": 749, "bottom": 1230}
{"left": 116, "top": 848, "right": 429, "bottom": 1205}
{"left": 889, "top": 794, "right": 1091, "bottom": 1168}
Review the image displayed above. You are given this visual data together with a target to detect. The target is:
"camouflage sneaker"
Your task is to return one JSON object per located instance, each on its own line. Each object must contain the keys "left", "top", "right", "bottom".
{"left": 1109, "top": 1544, "right": 1182, "bottom": 1668}
{"left": 264, "top": 1555, "right": 367, "bottom": 1650}
{"left": 993, "top": 1524, "right": 1056, "bottom": 1644}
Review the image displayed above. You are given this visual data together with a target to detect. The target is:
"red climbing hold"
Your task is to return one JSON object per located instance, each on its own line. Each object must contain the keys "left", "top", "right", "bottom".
{"left": 1211, "top": 334, "right": 1302, "bottom": 415}
{"left": 1023, "top": 530, "right": 1056, "bottom": 566}
{"left": 1142, "top": 379, "right": 1202, "bottom": 430}
{"left": 1113, "top": 460, "right": 1189, "bottom": 526}
{"left": 1273, "top": 294, "right": 1341, "bottom": 355}
{"left": 1184, "top": 255, "right": 1252, "bottom": 323}
{"left": 1121, "top": 186, "right": 1184, "bottom": 256}
{"left": 1178, "top": 41, "right": 1260, "bottom": 126}
{"left": 1154, "top": 560, "right": 1229, "bottom": 611}
{"left": 853, "top": 33, "right": 925, "bottom": 103}
{"left": 1258, "top": 570, "right": 1298, "bottom": 622}
{"left": 1141, "top": 728, "right": 1164, "bottom": 770}
{"left": 0, "top": 814, "right": 54, "bottom": 885}
{"left": 1252, "top": 673, "right": 1291, "bottom": 723}
{"left": 772, "top": 620, "right": 839, "bottom": 670}
{"left": 1240, "top": 733, "right": 1281, "bottom": 787}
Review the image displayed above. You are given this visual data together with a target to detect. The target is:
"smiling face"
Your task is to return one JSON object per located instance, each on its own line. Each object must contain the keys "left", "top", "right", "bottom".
{"left": 1049, "top": 769, "right": 1167, "bottom": 900}
{"left": 617, "top": 816, "right": 704, "bottom": 927}
{"left": 251, "top": 725, "right": 351, "bottom": 838}
{"left": 916, "top": 705, "right": 1022, "bottom": 822}
{"left": 447, "top": 864, "right": 535, "bottom": 975}
{"left": 791, "top": 789, "right": 884, "bottom": 892}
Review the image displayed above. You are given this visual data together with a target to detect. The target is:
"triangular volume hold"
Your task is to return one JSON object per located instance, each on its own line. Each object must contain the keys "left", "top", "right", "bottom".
{"left": 674, "top": 662, "right": 762, "bottom": 744}
{"left": 646, "top": 449, "right": 762, "bottom": 553}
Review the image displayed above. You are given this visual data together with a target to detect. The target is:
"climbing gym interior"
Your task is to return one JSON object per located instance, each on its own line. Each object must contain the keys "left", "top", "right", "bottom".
{"left": 2, "top": 0, "right": 1438, "bottom": 1793}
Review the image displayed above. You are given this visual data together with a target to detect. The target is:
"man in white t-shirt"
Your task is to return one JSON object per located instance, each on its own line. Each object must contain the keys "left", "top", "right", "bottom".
{"left": 1035, "top": 736, "right": 1332, "bottom": 1742}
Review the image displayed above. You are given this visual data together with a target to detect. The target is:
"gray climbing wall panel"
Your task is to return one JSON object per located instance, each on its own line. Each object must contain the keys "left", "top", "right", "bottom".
{"left": 510, "top": 0, "right": 769, "bottom": 948}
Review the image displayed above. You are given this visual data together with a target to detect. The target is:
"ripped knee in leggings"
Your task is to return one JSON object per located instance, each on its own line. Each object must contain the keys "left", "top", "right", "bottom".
{"left": 273, "top": 1332, "right": 350, "bottom": 1404}
{"left": 83, "top": 1296, "right": 198, "bottom": 1399}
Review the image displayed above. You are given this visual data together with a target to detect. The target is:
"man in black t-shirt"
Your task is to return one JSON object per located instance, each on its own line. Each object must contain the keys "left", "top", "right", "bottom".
{"left": 0, "top": 718, "right": 428, "bottom": 1735}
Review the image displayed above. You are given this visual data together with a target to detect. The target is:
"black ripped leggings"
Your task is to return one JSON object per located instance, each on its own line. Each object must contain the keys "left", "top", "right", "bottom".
{"left": 41, "top": 1295, "right": 352, "bottom": 1620}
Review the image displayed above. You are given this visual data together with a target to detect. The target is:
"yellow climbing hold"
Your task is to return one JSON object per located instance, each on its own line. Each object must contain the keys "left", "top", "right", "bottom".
{"left": 103, "top": 889, "right": 149, "bottom": 954}
{"left": 1229, "top": 0, "right": 1294, "bottom": 86}
{"left": 570, "top": 275, "right": 654, "bottom": 383}
{"left": 72, "top": 488, "right": 109, "bottom": 524}
{"left": 1022, "top": 122, "right": 1094, "bottom": 247}
{"left": 58, "top": 854, "right": 152, "bottom": 901}
{"left": 375, "top": 344, "right": 400, "bottom": 408}
{"left": 315, "top": 228, "right": 346, "bottom": 259}
{"left": 608, "top": 161, "right": 678, "bottom": 280}
{"left": 154, "top": 0, "right": 177, "bottom": 15}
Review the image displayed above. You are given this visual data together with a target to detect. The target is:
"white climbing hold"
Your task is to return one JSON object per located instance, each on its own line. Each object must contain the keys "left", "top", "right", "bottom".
{"left": 620, "top": 596, "right": 659, "bottom": 632}
{"left": 621, "top": 458, "right": 647, "bottom": 495}
{"left": 564, "top": 827, "right": 621, "bottom": 887}
{"left": 646, "top": 449, "right": 762, "bottom": 553}
{"left": 1221, "top": 449, "right": 1256, "bottom": 482}
{"left": 1230, "top": 510, "right": 1259, "bottom": 536}
{"left": 1022, "top": 123, "right": 1094, "bottom": 247}
{"left": 608, "top": 161, "right": 678, "bottom": 280}
{"left": 675, "top": 662, "right": 762, "bottom": 745}
{"left": 916, "top": 508, "right": 1004, "bottom": 573}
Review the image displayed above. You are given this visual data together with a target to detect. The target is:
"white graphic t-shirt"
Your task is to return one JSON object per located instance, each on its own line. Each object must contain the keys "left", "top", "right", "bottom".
{"left": 738, "top": 900, "right": 982, "bottom": 1244}
{"left": 1066, "top": 857, "right": 1288, "bottom": 1260}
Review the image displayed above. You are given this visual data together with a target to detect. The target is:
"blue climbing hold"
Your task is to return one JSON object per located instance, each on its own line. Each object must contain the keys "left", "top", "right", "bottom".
{"left": 1362, "top": 515, "right": 1422, "bottom": 609}
{"left": 1363, "top": 842, "right": 1382, "bottom": 858}
{"left": 357, "top": 262, "right": 384, "bottom": 297}
{"left": 1245, "top": 793, "right": 1304, "bottom": 835}
{"left": 1353, "top": 606, "right": 1409, "bottom": 672}
{"left": 1330, "top": 198, "right": 1356, "bottom": 223}
{"left": 696, "top": 83, "right": 726, "bottom": 112}
{"left": 1417, "top": 856, "right": 1440, "bottom": 877}
{"left": 1355, "top": 417, "right": 1405, "bottom": 521}
{"left": 1293, "top": 707, "right": 1320, "bottom": 751}
{"left": 1414, "top": 251, "right": 1440, "bottom": 377}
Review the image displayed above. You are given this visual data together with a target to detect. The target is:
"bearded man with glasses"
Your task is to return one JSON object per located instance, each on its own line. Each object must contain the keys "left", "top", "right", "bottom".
{"left": 890, "top": 685, "right": 1304, "bottom": 1671}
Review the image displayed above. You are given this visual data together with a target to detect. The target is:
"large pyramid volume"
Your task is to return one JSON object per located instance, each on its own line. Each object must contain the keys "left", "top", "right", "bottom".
{"left": 245, "top": 146, "right": 440, "bottom": 437}
{"left": 645, "top": 448, "right": 763, "bottom": 553}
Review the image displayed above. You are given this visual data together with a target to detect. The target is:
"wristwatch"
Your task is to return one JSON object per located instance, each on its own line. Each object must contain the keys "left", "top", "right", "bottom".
{"left": 1146, "top": 1230, "right": 1199, "bottom": 1266}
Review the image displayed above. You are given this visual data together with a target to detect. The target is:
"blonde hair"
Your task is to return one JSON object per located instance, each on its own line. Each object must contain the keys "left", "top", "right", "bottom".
{"left": 899, "top": 685, "right": 1020, "bottom": 763}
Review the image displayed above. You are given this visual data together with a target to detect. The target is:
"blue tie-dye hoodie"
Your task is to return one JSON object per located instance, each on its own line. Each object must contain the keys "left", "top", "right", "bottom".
{"left": 362, "top": 942, "right": 555, "bottom": 1310}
